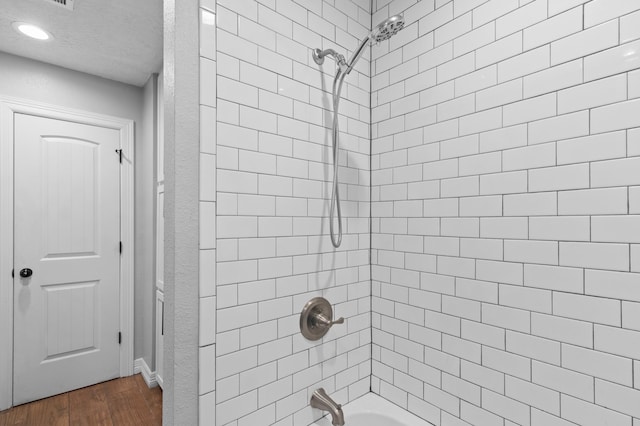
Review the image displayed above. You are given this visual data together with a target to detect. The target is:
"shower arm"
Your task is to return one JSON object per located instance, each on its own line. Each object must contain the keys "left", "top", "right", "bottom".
{"left": 312, "top": 48, "right": 348, "bottom": 73}
{"left": 345, "top": 34, "right": 374, "bottom": 74}
{"left": 313, "top": 32, "right": 377, "bottom": 76}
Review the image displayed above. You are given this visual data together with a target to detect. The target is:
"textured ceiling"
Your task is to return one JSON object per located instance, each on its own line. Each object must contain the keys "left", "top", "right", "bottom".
{"left": 0, "top": 0, "right": 162, "bottom": 87}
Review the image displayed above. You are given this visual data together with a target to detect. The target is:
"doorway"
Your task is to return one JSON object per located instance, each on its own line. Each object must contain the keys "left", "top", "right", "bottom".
{"left": 0, "top": 97, "right": 135, "bottom": 410}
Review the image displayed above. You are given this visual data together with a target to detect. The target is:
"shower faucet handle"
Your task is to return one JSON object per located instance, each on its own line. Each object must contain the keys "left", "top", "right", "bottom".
{"left": 315, "top": 313, "right": 344, "bottom": 328}
{"left": 300, "top": 297, "right": 344, "bottom": 341}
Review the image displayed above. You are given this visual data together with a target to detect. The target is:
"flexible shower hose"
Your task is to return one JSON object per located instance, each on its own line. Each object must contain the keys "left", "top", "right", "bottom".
{"left": 330, "top": 69, "right": 348, "bottom": 248}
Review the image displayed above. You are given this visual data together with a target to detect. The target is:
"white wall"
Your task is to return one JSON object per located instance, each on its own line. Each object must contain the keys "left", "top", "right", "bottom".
{"left": 0, "top": 52, "right": 144, "bottom": 123}
{"left": 0, "top": 51, "right": 155, "bottom": 364}
{"left": 139, "top": 74, "right": 158, "bottom": 368}
{"left": 370, "top": 1, "right": 640, "bottom": 425}
{"left": 162, "top": 0, "right": 201, "bottom": 423}
{"left": 201, "top": 0, "right": 374, "bottom": 424}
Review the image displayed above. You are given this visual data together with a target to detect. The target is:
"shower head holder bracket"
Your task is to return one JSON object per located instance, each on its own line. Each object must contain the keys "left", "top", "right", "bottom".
{"left": 312, "top": 48, "right": 348, "bottom": 73}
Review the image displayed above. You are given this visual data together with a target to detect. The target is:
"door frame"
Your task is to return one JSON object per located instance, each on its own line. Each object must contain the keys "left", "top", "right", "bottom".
{"left": 0, "top": 96, "right": 135, "bottom": 411}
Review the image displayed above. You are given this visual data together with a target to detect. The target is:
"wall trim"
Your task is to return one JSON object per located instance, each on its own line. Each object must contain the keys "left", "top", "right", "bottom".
{"left": 162, "top": 0, "right": 201, "bottom": 423}
{"left": 0, "top": 95, "right": 135, "bottom": 411}
{"left": 134, "top": 358, "right": 158, "bottom": 388}
{"left": 156, "top": 371, "right": 164, "bottom": 389}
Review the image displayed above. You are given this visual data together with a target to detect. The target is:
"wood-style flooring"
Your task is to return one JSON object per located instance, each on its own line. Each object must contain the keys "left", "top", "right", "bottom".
{"left": 0, "top": 374, "right": 161, "bottom": 426}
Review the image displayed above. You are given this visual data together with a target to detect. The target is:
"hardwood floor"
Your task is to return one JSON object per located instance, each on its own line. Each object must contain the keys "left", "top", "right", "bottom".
{"left": 0, "top": 375, "right": 161, "bottom": 426}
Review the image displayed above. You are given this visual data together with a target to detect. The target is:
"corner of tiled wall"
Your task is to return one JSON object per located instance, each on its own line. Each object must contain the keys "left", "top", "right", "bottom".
{"left": 199, "top": 0, "right": 217, "bottom": 423}
{"left": 371, "top": 0, "right": 640, "bottom": 425}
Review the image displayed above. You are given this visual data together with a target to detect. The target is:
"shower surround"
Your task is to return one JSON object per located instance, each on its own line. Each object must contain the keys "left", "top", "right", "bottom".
{"left": 195, "top": 0, "right": 640, "bottom": 425}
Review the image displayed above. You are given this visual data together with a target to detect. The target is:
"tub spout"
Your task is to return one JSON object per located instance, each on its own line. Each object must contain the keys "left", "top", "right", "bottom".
{"left": 310, "top": 388, "right": 345, "bottom": 426}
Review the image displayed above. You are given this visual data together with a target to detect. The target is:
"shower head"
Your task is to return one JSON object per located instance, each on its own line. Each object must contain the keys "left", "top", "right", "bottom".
{"left": 372, "top": 14, "right": 405, "bottom": 42}
{"left": 345, "top": 14, "right": 405, "bottom": 73}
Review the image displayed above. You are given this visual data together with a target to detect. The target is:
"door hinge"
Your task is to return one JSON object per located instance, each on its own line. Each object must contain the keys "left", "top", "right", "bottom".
{"left": 118, "top": 332, "right": 122, "bottom": 345}
{"left": 119, "top": 241, "right": 123, "bottom": 254}
{"left": 11, "top": 269, "right": 14, "bottom": 278}
{"left": 115, "top": 149, "right": 123, "bottom": 163}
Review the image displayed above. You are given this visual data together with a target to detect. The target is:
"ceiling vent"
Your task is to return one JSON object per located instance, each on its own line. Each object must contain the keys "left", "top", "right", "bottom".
{"left": 45, "top": 0, "right": 75, "bottom": 11}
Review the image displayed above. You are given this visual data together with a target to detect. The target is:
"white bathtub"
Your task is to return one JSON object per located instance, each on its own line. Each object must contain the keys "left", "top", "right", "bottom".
{"left": 311, "top": 393, "right": 432, "bottom": 426}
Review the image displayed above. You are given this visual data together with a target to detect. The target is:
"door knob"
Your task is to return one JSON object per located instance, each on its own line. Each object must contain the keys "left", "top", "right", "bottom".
{"left": 19, "top": 268, "right": 33, "bottom": 278}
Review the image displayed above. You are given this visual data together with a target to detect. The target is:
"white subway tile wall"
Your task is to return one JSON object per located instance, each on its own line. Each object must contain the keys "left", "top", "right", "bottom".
{"left": 371, "top": 2, "right": 640, "bottom": 426}
{"left": 200, "top": 1, "right": 217, "bottom": 424}
{"left": 207, "top": 0, "right": 372, "bottom": 424}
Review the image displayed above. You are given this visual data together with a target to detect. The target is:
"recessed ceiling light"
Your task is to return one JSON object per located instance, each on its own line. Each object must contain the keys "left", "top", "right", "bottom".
{"left": 12, "top": 22, "right": 52, "bottom": 41}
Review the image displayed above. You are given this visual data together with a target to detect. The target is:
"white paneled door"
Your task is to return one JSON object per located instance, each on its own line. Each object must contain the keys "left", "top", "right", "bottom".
{"left": 13, "top": 113, "right": 120, "bottom": 405}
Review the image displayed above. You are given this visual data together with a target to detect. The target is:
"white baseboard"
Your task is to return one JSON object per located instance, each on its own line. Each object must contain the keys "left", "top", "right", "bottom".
{"left": 134, "top": 358, "right": 158, "bottom": 388}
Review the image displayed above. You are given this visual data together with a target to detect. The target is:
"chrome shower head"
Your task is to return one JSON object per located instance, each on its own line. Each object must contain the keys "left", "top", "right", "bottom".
{"left": 372, "top": 14, "right": 405, "bottom": 42}
{"left": 345, "top": 14, "right": 405, "bottom": 73}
